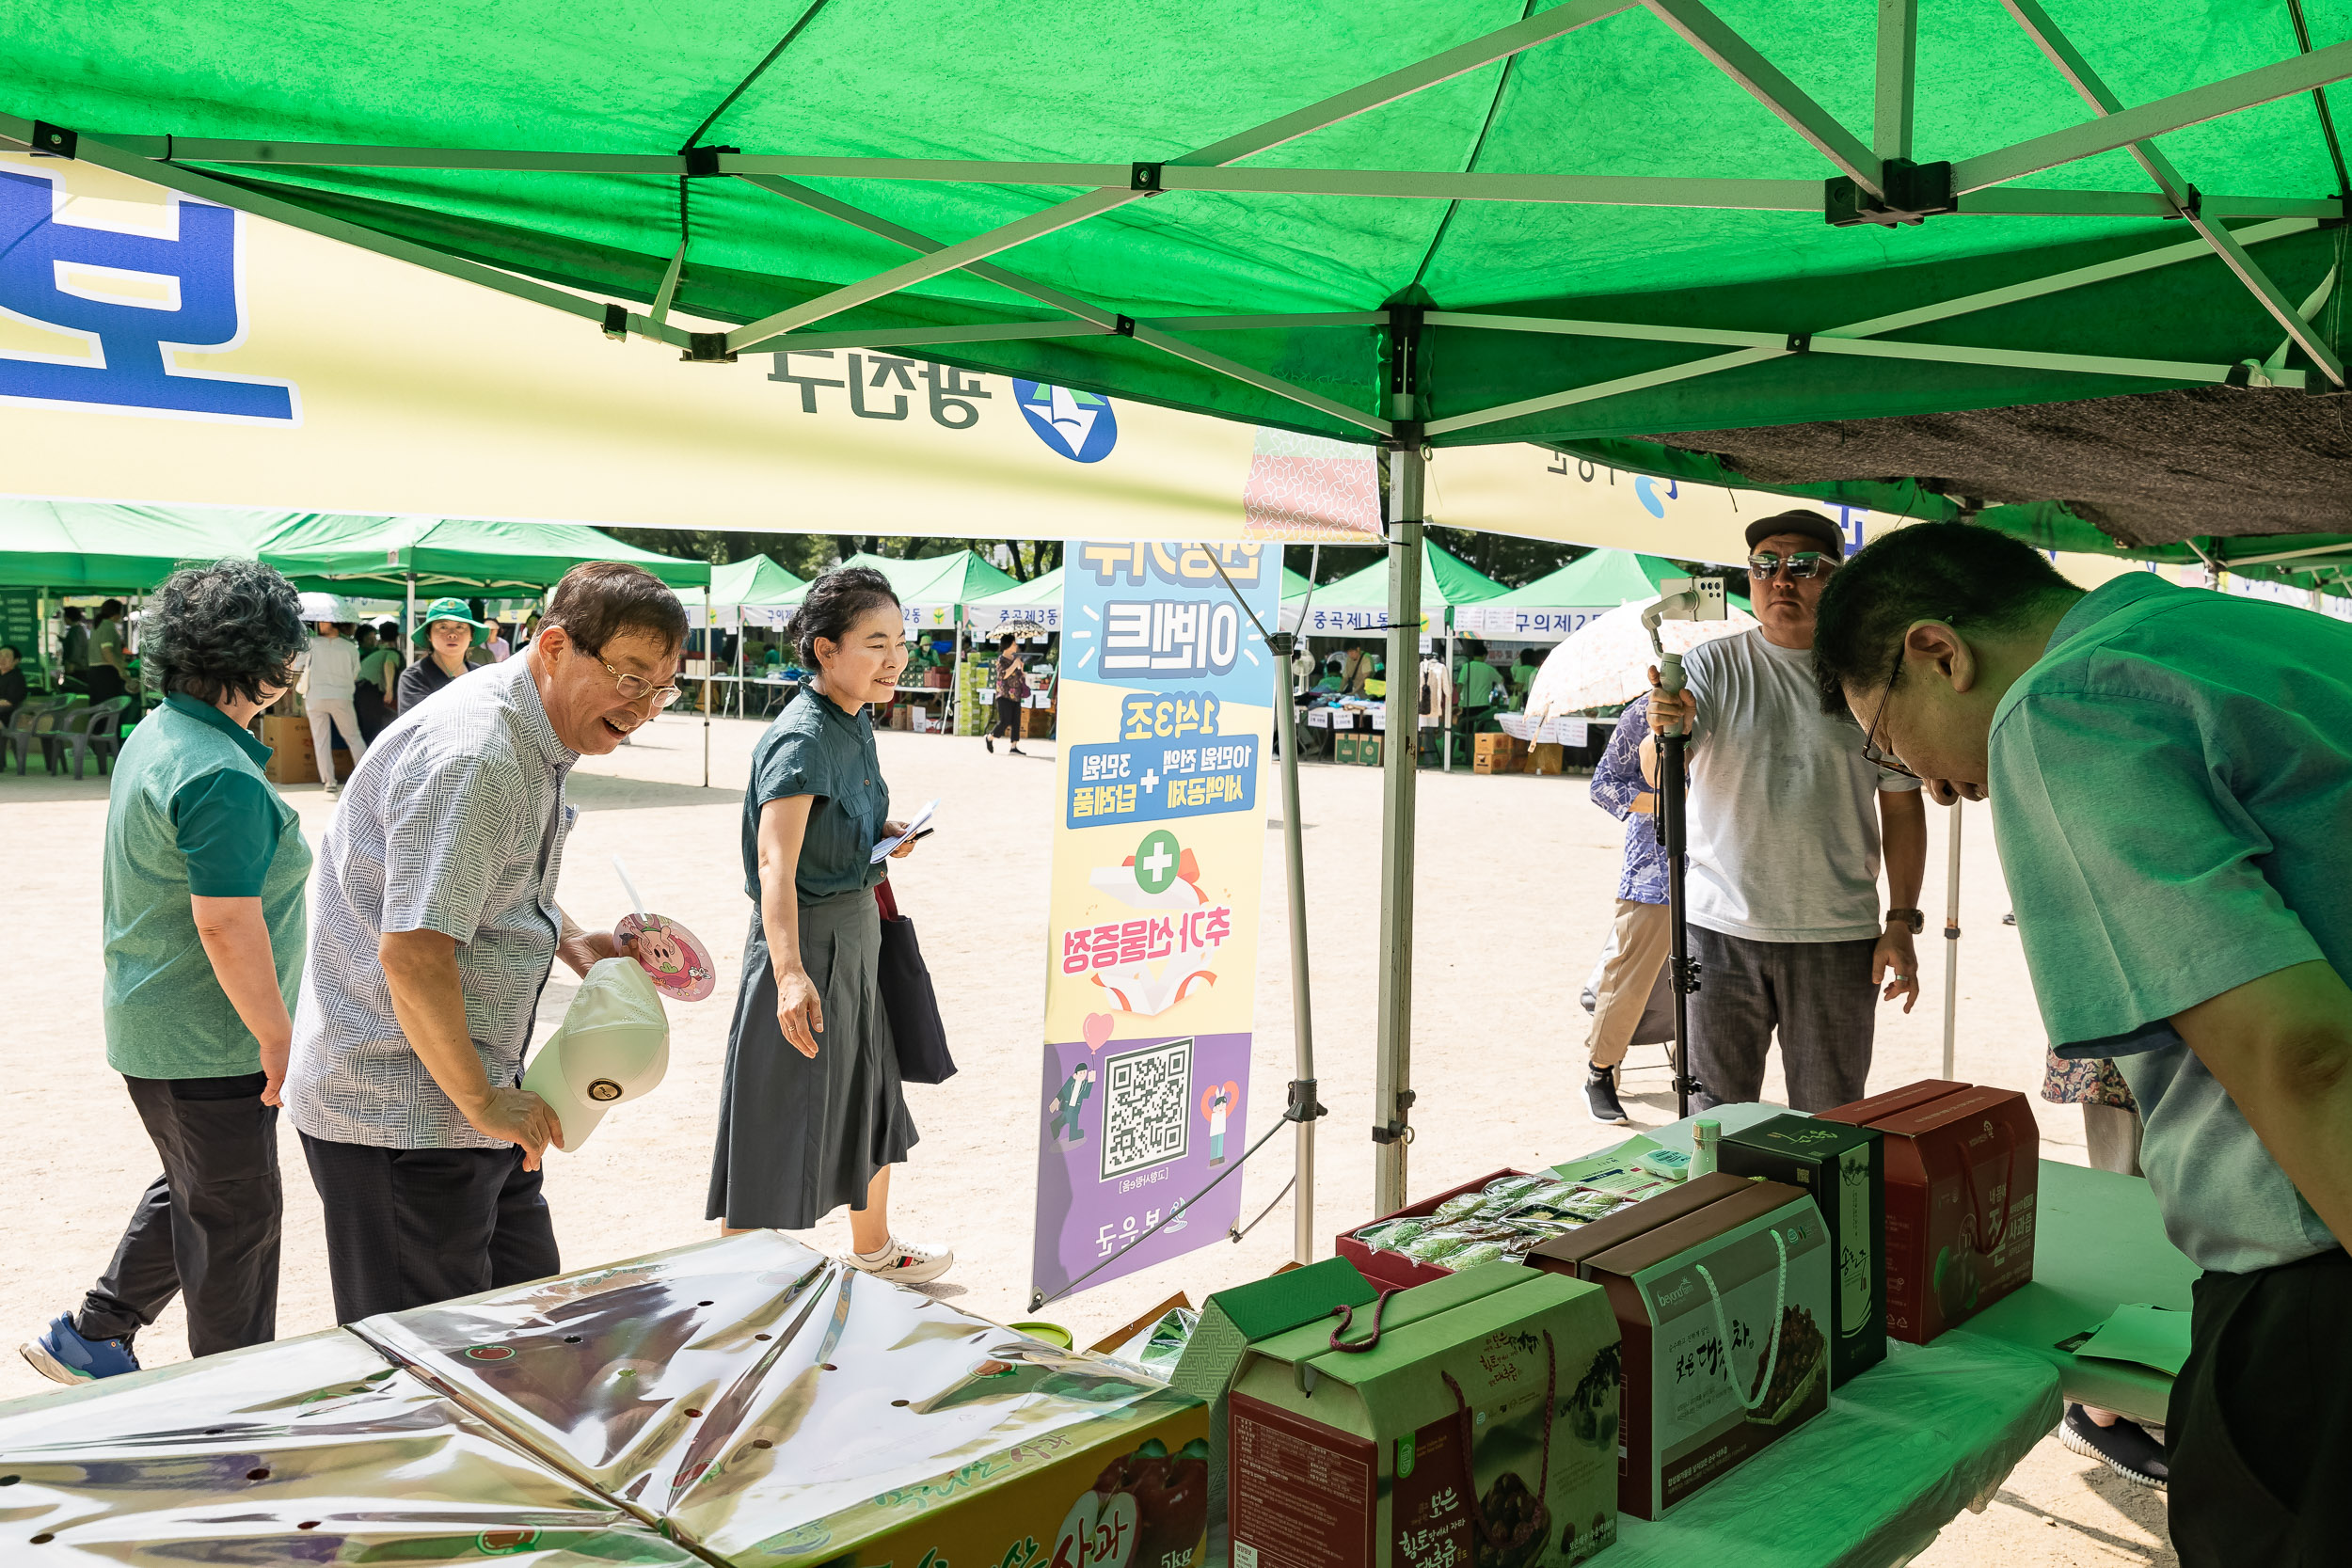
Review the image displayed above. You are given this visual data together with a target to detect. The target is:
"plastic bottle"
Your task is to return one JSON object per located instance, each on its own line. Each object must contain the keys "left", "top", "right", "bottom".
{"left": 1691, "top": 1117, "right": 1722, "bottom": 1179}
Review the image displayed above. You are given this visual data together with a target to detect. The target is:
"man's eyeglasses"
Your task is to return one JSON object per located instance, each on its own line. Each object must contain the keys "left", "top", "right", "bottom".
{"left": 1860, "top": 643, "right": 1918, "bottom": 779}
{"left": 1749, "top": 550, "right": 1833, "bottom": 580}
{"left": 599, "top": 657, "right": 684, "bottom": 710}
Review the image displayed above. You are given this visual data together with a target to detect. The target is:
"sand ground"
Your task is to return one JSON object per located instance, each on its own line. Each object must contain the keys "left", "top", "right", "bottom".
{"left": 0, "top": 711, "right": 2172, "bottom": 1565}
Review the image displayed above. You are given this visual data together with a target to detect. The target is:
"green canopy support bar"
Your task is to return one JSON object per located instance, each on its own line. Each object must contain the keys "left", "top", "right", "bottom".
{"left": 1951, "top": 40, "right": 2352, "bottom": 193}
{"left": 737, "top": 172, "right": 1391, "bottom": 433}
{"left": 722, "top": 0, "right": 1637, "bottom": 353}
{"left": 744, "top": 321, "right": 1112, "bottom": 356}
{"left": 1876, "top": 0, "right": 1917, "bottom": 160}
{"left": 1995, "top": 0, "right": 2348, "bottom": 383}
{"left": 1644, "top": 0, "right": 1885, "bottom": 197}
{"left": 648, "top": 241, "right": 687, "bottom": 330}
{"left": 0, "top": 115, "right": 696, "bottom": 352}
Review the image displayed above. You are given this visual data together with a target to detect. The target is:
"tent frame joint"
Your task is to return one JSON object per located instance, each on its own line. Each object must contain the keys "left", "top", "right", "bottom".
{"left": 681, "top": 331, "right": 738, "bottom": 364}
{"left": 683, "top": 144, "right": 739, "bottom": 178}
{"left": 600, "top": 303, "right": 628, "bottom": 341}
{"left": 28, "top": 120, "right": 75, "bottom": 158}
{"left": 1130, "top": 161, "right": 1163, "bottom": 193}
{"left": 1824, "top": 157, "right": 1955, "bottom": 227}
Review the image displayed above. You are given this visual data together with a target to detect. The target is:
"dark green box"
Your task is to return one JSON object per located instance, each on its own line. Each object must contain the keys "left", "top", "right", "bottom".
{"left": 1719, "top": 1114, "right": 1887, "bottom": 1387}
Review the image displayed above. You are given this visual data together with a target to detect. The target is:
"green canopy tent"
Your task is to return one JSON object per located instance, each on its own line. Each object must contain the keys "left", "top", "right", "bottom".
{"left": 1453, "top": 547, "right": 1755, "bottom": 641}
{"left": 709, "top": 553, "right": 806, "bottom": 629}
{"left": 964, "top": 565, "right": 1067, "bottom": 635}
{"left": 1293, "top": 541, "right": 1507, "bottom": 640}
{"left": 17, "top": 0, "right": 2352, "bottom": 1225}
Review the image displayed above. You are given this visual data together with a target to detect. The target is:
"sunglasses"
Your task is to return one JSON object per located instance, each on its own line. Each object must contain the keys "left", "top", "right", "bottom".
{"left": 1748, "top": 550, "right": 1833, "bottom": 580}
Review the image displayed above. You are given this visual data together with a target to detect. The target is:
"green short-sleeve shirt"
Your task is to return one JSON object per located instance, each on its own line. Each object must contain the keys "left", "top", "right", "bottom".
{"left": 1989, "top": 573, "right": 2348, "bottom": 1274}
{"left": 742, "top": 688, "right": 890, "bottom": 903}
{"left": 1458, "top": 658, "right": 1503, "bottom": 708}
{"left": 104, "top": 694, "right": 311, "bottom": 1079}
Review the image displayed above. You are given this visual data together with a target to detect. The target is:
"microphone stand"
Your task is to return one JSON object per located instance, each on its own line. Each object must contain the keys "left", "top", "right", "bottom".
{"left": 1655, "top": 648, "right": 1705, "bottom": 1119}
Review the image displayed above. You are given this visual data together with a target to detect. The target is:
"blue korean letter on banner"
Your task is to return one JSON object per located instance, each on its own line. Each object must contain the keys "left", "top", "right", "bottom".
{"left": 1031, "top": 541, "right": 1282, "bottom": 1308}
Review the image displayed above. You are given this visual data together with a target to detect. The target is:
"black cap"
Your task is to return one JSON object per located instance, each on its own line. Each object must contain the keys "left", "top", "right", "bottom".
{"left": 1743, "top": 509, "right": 1846, "bottom": 560}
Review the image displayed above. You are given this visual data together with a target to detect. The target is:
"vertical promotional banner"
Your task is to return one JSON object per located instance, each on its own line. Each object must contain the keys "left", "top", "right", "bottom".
{"left": 1030, "top": 541, "right": 1283, "bottom": 1307}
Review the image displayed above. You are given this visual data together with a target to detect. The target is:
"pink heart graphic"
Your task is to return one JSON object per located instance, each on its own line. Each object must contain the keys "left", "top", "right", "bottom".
{"left": 1083, "top": 1013, "right": 1115, "bottom": 1053}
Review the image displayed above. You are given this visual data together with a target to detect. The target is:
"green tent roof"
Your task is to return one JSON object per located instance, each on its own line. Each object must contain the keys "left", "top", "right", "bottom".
{"left": 967, "top": 564, "right": 1065, "bottom": 611}
{"left": 1299, "top": 541, "right": 1508, "bottom": 627}
{"left": 0, "top": 499, "right": 284, "bottom": 591}
{"left": 259, "top": 515, "right": 712, "bottom": 590}
{"left": 784, "top": 551, "right": 1020, "bottom": 612}
{"left": 1493, "top": 549, "right": 1686, "bottom": 608}
{"left": 15, "top": 0, "right": 2348, "bottom": 543}
{"left": 710, "top": 553, "right": 805, "bottom": 607}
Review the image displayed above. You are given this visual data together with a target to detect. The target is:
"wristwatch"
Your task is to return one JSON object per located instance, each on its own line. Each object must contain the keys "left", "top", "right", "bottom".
{"left": 1886, "top": 908, "right": 1925, "bottom": 934}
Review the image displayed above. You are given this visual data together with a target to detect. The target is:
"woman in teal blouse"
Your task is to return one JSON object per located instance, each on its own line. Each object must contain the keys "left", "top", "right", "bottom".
{"left": 707, "top": 567, "right": 949, "bottom": 1283}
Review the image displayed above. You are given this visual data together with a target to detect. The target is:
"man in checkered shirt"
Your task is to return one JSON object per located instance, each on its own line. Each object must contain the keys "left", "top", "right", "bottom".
{"left": 287, "top": 563, "right": 687, "bottom": 1322}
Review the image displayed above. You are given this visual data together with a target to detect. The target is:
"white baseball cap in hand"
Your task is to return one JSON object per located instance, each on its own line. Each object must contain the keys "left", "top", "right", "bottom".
{"left": 522, "top": 958, "right": 669, "bottom": 1151}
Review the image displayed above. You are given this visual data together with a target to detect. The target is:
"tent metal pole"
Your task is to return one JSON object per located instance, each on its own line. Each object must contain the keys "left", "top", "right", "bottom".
{"left": 702, "top": 587, "right": 711, "bottom": 789}
{"left": 1270, "top": 610, "right": 1321, "bottom": 1268}
{"left": 404, "top": 574, "right": 417, "bottom": 660}
{"left": 1875, "top": 0, "right": 1918, "bottom": 160}
{"left": 1941, "top": 800, "right": 1963, "bottom": 1078}
{"left": 1373, "top": 447, "right": 1425, "bottom": 1215}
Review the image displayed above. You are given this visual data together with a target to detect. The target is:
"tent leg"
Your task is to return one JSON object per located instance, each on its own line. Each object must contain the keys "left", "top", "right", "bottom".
{"left": 1373, "top": 448, "right": 1424, "bottom": 1215}
{"left": 1941, "top": 798, "right": 1963, "bottom": 1079}
{"left": 702, "top": 588, "right": 712, "bottom": 789}
{"left": 405, "top": 574, "right": 418, "bottom": 660}
{"left": 1270, "top": 619, "right": 1323, "bottom": 1266}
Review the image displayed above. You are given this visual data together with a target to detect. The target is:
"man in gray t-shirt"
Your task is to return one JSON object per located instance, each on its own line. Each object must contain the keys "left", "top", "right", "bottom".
{"left": 1645, "top": 512, "right": 1926, "bottom": 1111}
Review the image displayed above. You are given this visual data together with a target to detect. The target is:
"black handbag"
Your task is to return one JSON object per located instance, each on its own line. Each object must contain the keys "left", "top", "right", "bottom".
{"left": 874, "top": 879, "right": 956, "bottom": 1085}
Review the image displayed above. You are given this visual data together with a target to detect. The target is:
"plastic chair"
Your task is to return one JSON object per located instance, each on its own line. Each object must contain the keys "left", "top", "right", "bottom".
{"left": 3, "top": 699, "right": 74, "bottom": 776}
{"left": 45, "top": 697, "right": 130, "bottom": 780}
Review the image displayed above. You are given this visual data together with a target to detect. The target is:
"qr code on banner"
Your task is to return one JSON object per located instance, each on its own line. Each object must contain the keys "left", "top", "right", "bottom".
{"left": 1101, "top": 1038, "right": 1194, "bottom": 1180}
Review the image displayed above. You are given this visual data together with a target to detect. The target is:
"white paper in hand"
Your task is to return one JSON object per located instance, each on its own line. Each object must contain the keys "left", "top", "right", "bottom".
{"left": 871, "top": 799, "right": 939, "bottom": 863}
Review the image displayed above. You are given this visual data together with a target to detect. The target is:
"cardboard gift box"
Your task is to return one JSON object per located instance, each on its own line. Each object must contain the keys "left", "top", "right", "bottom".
{"left": 1164, "top": 1258, "right": 1377, "bottom": 1565}
{"left": 1334, "top": 1167, "right": 1533, "bottom": 1292}
{"left": 1227, "top": 1262, "right": 1623, "bottom": 1568}
{"left": 1525, "top": 1171, "right": 1757, "bottom": 1280}
{"left": 1818, "top": 1081, "right": 2038, "bottom": 1343}
{"left": 1718, "top": 1116, "right": 1888, "bottom": 1386}
{"left": 1581, "top": 1180, "right": 1833, "bottom": 1519}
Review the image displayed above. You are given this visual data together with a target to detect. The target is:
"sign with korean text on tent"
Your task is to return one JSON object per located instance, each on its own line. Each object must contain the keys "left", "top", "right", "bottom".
{"left": 1031, "top": 540, "right": 1281, "bottom": 1307}
{"left": 0, "top": 151, "right": 1391, "bottom": 545}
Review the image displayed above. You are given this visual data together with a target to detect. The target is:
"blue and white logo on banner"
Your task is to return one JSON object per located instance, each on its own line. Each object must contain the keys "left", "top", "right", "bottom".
{"left": 0, "top": 168, "right": 297, "bottom": 424}
{"left": 1013, "top": 380, "right": 1117, "bottom": 463}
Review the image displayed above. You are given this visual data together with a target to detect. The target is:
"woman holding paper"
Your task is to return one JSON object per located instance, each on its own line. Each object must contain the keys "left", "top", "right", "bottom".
{"left": 707, "top": 566, "right": 949, "bottom": 1283}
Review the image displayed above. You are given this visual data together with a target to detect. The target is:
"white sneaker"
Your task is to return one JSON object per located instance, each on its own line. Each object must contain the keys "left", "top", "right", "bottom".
{"left": 847, "top": 1238, "right": 955, "bottom": 1285}
{"left": 323, "top": 780, "right": 340, "bottom": 796}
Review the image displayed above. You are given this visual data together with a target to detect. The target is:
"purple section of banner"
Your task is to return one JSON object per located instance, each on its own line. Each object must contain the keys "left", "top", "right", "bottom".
{"left": 1029, "top": 1031, "right": 1252, "bottom": 1304}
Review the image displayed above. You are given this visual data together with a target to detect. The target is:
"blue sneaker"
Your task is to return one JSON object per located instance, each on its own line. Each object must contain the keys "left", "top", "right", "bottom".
{"left": 18, "top": 1313, "right": 140, "bottom": 1385}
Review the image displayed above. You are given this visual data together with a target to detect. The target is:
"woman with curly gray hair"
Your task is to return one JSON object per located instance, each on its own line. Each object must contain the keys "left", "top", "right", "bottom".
{"left": 18, "top": 559, "right": 313, "bottom": 1386}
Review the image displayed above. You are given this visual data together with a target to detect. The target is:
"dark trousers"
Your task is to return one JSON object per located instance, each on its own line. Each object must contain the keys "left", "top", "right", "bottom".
{"left": 76, "top": 1072, "right": 280, "bottom": 1357}
{"left": 299, "top": 1134, "right": 559, "bottom": 1323}
{"left": 2170, "top": 1248, "right": 2352, "bottom": 1567}
{"left": 1685, "top": 926, "right": 1878, "bottom": 1112}
{"left": 991, "top": 696, "right": 1022, "bottom": 740}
